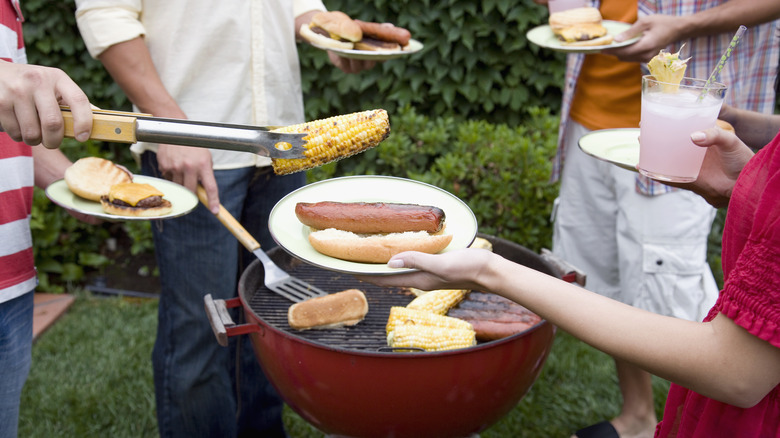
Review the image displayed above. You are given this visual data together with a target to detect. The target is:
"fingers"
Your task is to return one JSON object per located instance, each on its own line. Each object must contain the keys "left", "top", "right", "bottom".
{"left": 199, "top": 171, "right": 220, "bottom": 215}
{"left": 0, "top": 62, "right": 91, "bottom": 149}
{"left": 613, "top": 21, "right": 645, "bottom": 43}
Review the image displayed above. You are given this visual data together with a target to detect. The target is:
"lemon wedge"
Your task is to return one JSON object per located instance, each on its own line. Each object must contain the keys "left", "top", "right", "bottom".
{"left": 647, "top": 48, "right": 689, "bottom": 92}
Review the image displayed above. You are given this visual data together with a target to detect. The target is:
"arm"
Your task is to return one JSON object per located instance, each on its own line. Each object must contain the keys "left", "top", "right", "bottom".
{"left": 0, "top": 61, "right": 92, "bottom": 148}
{"left": 365, "top": 249, "right": 780, "bottom": 408}
{"left": 605, "top": 0, "right": 780, "bottom": 62}
{"left": 96, "top": 37, "right": 220, "bottom": 213}
{"left": 718, "top": 104, "right": 780, "bottom": 150}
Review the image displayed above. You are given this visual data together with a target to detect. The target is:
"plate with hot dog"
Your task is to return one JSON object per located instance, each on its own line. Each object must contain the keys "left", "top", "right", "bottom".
{"left": 300, "top": 11, "right": 423, "bottom": 60}
{"left": 269, "top": 175, "right": 478, "bottom": 275}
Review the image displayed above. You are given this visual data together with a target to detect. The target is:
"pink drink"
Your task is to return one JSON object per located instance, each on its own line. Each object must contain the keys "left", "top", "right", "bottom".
{"left": 638, "top": 76, "right": 727, "bottom": 182}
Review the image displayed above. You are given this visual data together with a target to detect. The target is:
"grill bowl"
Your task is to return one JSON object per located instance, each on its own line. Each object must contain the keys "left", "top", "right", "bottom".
{"left": 236, "top": 234, "right": 557, "bottom": 438}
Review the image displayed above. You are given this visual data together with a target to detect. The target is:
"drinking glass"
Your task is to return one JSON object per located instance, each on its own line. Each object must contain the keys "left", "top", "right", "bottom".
{"left": 638, "top": 75, "right": 727, "bottom": 182}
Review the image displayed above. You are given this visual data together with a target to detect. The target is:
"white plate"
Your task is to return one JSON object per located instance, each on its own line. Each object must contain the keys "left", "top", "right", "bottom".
{"left": 309, "top": 38, "right": 424, "bottom": 61}
{"left": 526, "top": 20, "right": 640, "bottom": 53}
{"left": 45, "top": 175, "right": 198, "bottom": 221}
{"left": 268, "top": 175, "right": 478, "bottom": 275}
{"left": 578, "top": 128, "right": 640, "bottom": 172}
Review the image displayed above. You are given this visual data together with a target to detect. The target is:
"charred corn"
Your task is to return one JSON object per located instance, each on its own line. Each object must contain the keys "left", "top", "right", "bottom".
{"left": 271, "top": 109, "right": 390, "bottom": 175}
{"left": 386, "top": 306, "right": 473, "bottom": 335}
{"left": 388, "top": 324, "right": 476, "bottom": 352}
{"left": 406, "top": 289, "right": 468, "bottom": 315}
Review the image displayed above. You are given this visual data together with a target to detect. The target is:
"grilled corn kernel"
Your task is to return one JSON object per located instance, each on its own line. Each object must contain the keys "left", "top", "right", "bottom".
{"left": 388, "top": 324, "right": 476, "bottom": 352}
{"left": 386, "top": 306, "right": 473, "bottom": 335}
{"left": 271, "top": 109, "right": 390, "bottom": 175}
{"left": 406, "top": 289, "right": 468, "bottom": 315}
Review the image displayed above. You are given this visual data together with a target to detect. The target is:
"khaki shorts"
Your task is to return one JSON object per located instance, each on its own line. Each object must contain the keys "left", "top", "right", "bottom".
{"left": 552, "top": 121, "right": 718, "bottom": 322}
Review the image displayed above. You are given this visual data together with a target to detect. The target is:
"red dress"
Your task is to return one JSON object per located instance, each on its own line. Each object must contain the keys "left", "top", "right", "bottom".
{"left": 655, "top": 132, "right": 780, "bottom": 437}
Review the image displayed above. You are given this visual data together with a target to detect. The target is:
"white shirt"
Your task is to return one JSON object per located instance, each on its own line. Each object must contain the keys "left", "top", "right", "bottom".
{"left": 75, "top": 0, "right": 326, "bottom": 169}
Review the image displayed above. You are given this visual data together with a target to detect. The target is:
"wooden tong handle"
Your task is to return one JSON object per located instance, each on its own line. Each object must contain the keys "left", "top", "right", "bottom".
{"left": 196, "top": 186, "right": 260, "bottom": 252}
{"left": 61, "top": 107, "right": 149, "bottom": 143}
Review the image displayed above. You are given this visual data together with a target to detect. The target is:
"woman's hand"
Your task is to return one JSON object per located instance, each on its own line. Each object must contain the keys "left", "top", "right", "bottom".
{"left": 357, "top": 248, "right": 496, "bottom": 292}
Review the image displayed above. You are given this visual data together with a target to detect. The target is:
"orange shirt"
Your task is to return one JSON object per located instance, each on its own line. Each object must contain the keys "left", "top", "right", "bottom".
{"left": 569, "top": 0, "right": 642, "bottom": 130}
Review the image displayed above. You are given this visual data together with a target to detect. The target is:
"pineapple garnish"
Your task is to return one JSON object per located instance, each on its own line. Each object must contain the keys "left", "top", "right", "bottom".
{"left": 647, "top": 47, "right": 690, "bottom": 93}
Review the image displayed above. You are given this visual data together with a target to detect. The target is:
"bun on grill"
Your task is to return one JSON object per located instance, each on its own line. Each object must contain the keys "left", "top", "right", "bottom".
{"left": 64, "top": 157, "right": 133, "bottom": 201}
{"left": 288, "top": 289, "right": 369, "bottom": 330}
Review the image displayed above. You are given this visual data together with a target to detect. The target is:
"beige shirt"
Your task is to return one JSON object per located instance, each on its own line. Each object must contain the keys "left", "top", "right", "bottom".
{"left": 75, "top": 0, "right": 326, "bottom": 169}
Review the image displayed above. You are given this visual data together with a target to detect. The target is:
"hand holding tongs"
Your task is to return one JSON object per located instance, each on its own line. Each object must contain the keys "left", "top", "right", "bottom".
{"left": 58, "top": 107, "right": 308, "bottom": 159}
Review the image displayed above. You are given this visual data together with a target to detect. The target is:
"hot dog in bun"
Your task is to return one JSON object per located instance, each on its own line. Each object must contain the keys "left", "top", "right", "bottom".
{"left": 549, "top": 7, "right": 613, "bottom": 47}
{"left": 100, "top": 182, "right": 172, "bottom": 217}
{"left": 353, "top": 20, "right": 412, "bottom": 51}
{"left": 295, "top": 201, "right": 453, "bottom": 264}
{"left": 300, "top": 11, "right": 362, "bottom": 50}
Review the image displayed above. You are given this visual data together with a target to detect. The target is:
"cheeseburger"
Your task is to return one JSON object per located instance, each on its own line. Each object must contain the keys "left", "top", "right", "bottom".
{"left": 300, "top": 11, "right": 362, "bottom": 50}
{"left": 100, "top": 182, "right": 172, "bottom": 217}
{"left": 549, "top": 7, "right": 613, "bottom": 46}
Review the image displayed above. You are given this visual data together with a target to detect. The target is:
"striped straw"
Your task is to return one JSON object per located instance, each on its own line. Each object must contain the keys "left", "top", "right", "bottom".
{"left": 699, "top": 25, "right": 746, "bottom": 99}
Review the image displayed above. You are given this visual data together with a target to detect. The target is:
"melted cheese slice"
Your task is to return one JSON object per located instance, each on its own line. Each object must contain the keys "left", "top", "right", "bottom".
{"left": 108, "top": 183, "right": 164, "bottom": 207}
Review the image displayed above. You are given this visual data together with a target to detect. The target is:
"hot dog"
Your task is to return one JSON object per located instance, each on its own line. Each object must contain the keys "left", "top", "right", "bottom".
{"left": 295, "top": 201, "right": 445, "bottom": 234}
{"left": 354, "top": 20, "right": 411, "bottom": 48}
{"left": 295, "top": 201, "right": 453, "bottom": 264}
{"left": 446, "top": 291, "right": 542, "bottom": 341}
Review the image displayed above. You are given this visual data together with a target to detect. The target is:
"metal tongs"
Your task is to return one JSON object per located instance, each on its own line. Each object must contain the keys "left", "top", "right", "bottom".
{"left": 59, "top": 107, "right": 308, "bottom": 159}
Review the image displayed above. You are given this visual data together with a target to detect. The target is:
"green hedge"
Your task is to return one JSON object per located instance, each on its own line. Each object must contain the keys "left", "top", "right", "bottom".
{"left": 20, "top": 0, "right": 567, "bottom": 291}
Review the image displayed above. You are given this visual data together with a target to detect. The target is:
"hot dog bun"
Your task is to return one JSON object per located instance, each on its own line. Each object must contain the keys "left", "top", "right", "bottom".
{"left": 300, "top": 11, "right": 362, "bottom": 50}
{"left": 307, "top": 228, "right": 453, "bottom": 264}
{"left": 64, "top": 157, "right": 133, "bottom": 202}
{"left": 549, "top": 7, "right": 612, "bottom": 46}
{"left": 288, "top": 289, "right": 369, "bottom": 330}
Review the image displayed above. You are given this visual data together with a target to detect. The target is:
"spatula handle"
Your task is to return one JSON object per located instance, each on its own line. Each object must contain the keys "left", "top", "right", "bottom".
{"left": 196, "top": 186, "right": 261, "bottom": 252}
{"left": 61, "top": 107, "right": 143, "bottom": 143}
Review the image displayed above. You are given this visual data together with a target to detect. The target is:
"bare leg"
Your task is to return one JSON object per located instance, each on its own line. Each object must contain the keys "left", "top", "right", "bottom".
{"left": 610, "top": 358, "right": 658, "bottom": 438}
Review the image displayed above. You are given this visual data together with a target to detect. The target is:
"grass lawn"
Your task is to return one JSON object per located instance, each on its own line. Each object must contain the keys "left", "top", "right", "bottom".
{"left": 20, "top": 292, "right": 670, "bottom": 437}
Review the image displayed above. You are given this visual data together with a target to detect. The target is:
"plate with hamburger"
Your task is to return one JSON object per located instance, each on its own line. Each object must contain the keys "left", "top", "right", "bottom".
{"left": 300, "top": 11, "right": 423, "bottom": 61}
{"left": 268, "top": 175, "right": 478, "bottom": 275}
{"left": 526, "top": 7, "right": 640, "bottom": 53}
{"left": 46, "top": 157, "right": 197, "bottom": 220}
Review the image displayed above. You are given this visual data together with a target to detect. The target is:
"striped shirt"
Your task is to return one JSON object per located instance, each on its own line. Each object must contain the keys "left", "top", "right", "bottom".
{"left": 0, "top": 0, "right": 36, "bottom": 303}
{"left": 551, "top": 0, "right": 780, "bottom": 195}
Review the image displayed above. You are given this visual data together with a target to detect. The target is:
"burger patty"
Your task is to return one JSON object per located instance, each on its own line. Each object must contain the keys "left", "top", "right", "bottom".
{"left": 110, "top": 196, "right": 164, "bottom": 208}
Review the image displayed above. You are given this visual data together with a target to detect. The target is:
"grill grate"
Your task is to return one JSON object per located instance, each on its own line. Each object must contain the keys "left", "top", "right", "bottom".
{"left": 243, "top": 235, "right": 557, "bottom": 353}
{"left": 246, "top": 255, "right": 417, "bottom": 352}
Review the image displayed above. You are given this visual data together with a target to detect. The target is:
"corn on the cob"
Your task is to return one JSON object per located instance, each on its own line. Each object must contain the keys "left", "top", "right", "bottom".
{"left": 387, "top": 324, "right": 476, "bottom": 352}
{"left": 386, "top": 306, "right": 473, "bottom": 335}
{"left": 406, "top": 289, "right": 468, "bottom": 315}
{"left": 271, "top": 109, "right": 390, "bottom": 175}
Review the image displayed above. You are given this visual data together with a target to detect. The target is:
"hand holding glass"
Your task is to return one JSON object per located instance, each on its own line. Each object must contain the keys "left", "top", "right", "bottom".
{"left": 638, "top": 76, "right": 727, "bottom": 182}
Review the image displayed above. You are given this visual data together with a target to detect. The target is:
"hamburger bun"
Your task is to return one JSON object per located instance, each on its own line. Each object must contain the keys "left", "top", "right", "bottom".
{"left": 549, "top": 7, "right": 612, "bottom": 46}
{"left": 300, "top": 11, "right": 362, "bottom": 50}
{"left": 99, "top": 182, "right": 173, "bottom": 217}
{"left": 64, "top": 157, "right": 133, "bottom": 201}
{"left": 354, "top": 37, "right": 402, "bottom": 52}
{"left": 716, "top": 119, "right": 735, "bottom": 133}
{"left": 307, "top": 228, "right": 453, "bottom": 264}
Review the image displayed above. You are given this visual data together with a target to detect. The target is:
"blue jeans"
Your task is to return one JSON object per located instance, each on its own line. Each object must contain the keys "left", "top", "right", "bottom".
{"left": 0, "top": 291, "right": 33, "bottom": 438}
{"left": 142, "top": 153, "right": 304, "bottom": 438}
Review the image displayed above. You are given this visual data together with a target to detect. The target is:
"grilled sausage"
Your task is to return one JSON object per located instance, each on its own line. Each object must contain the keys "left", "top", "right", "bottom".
{"left": 295, "top": 201, "right": 445, "bottom": 234}
{"left": 354, "top": 20, "right": 411, "bottom": 46}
